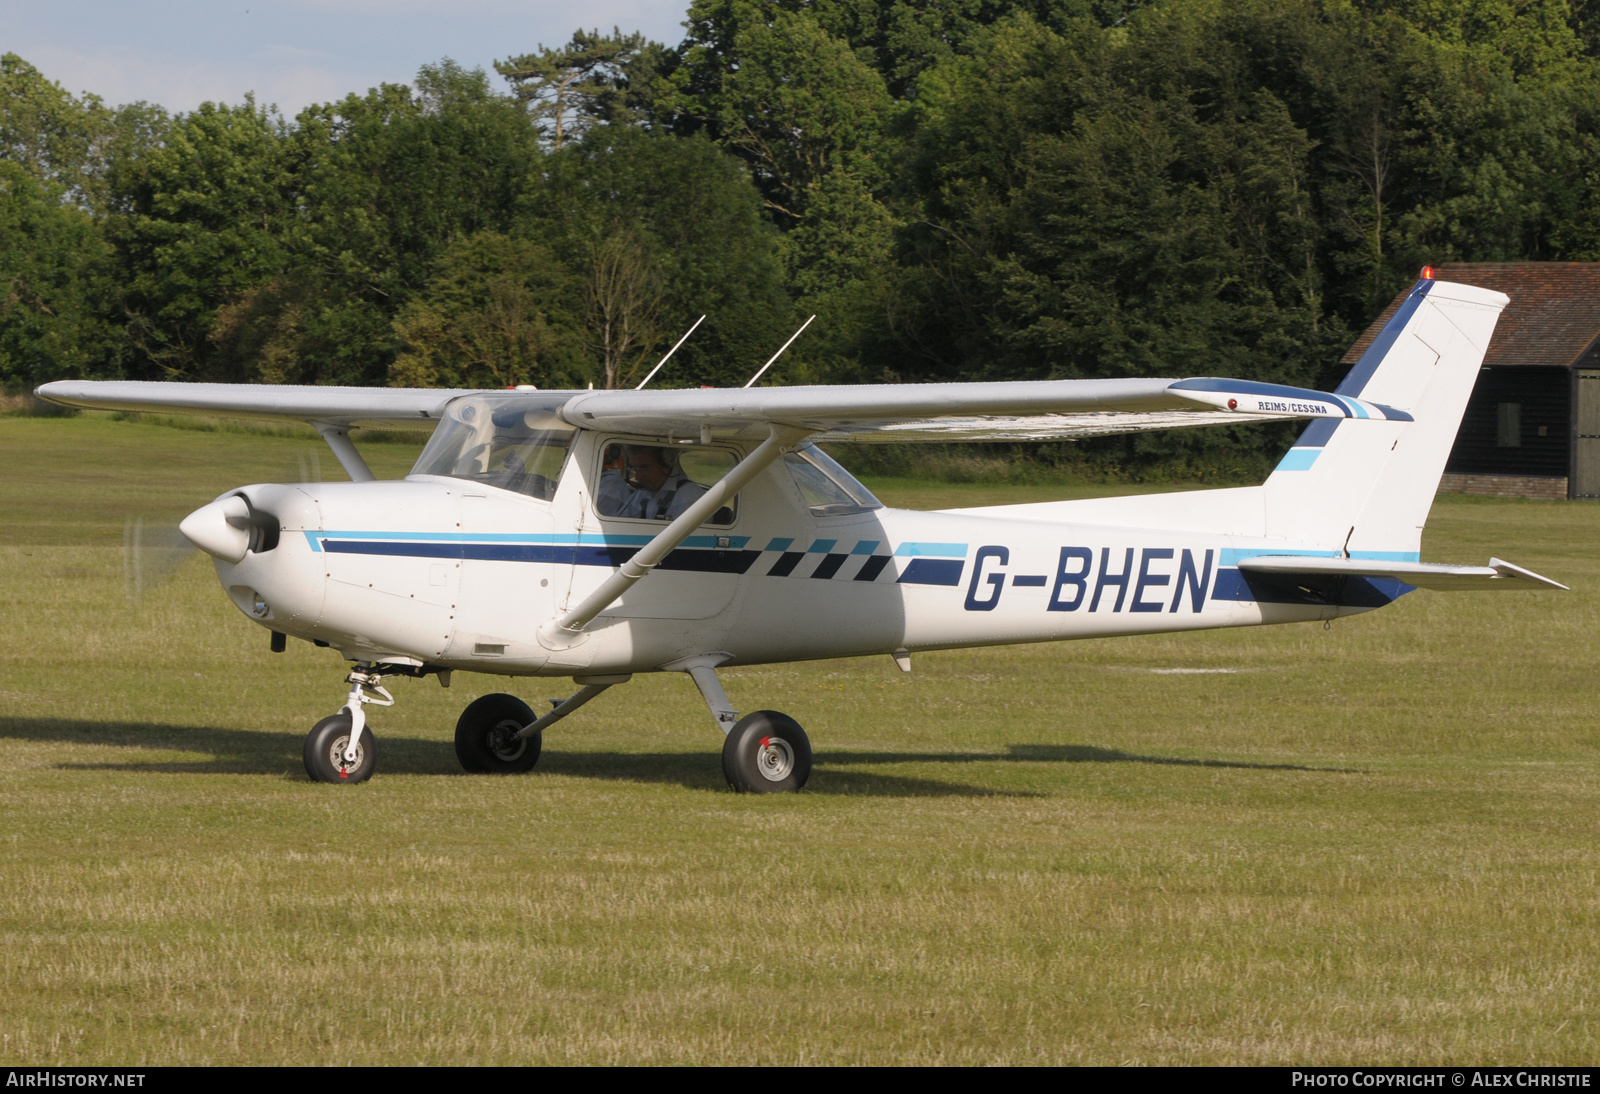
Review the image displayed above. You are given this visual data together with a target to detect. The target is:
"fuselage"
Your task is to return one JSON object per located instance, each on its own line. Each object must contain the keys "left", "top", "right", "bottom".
{"left": 208, "top": 428, "right": 1408, "bottom": 676}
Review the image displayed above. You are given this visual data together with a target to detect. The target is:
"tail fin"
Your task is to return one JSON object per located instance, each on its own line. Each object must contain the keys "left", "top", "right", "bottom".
{"left": 1262, "top": 278, "right": 1509, "bottom": 556}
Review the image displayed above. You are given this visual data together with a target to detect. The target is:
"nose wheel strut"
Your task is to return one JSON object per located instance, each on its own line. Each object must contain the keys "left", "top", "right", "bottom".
{"left": 303, "top": 662, "right": 393, "bottom": 784}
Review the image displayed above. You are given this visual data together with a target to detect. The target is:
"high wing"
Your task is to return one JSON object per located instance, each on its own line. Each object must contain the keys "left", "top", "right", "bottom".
{"left": 1238, "top": 555, "right": 1567, "bottom": 591}
{"left": 35, "top": 375, "right": 1408, "bottom": 444}
{"left": 556, "top": 377, "right": 1411, "bottom": 442}
{"left": 32, "top": 381, "right": 497, "bottom": 429}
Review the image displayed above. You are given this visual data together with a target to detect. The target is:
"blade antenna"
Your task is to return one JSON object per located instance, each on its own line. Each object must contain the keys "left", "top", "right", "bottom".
{"left": 743, "top": 315, "right": 816, "bottom": 389}
{"left": 636, "top": 315, "right": 706, "bottom": 390}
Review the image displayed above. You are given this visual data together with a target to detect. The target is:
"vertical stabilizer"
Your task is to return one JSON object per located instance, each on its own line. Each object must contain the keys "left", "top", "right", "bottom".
{"left": 1262, "top": 278, "right": 1508, "bottom": 556}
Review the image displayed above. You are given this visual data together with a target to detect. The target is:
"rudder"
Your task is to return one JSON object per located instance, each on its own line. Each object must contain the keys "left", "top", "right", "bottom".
{"left": 1262, "top": 278, "right": 1509, "bottom": 557}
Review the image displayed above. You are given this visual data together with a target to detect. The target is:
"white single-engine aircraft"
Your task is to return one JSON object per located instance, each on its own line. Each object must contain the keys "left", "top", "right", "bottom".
{"left": 38, "top": 275, "right": 1566, "bottom": 791}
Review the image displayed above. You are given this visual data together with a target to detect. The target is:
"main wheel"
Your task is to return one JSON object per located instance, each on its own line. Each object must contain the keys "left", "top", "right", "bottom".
{"left": 722, "top": 710, "right": 812, "bottom": 793}
{"left": 455, "top": 693, "right": 541, "bottom": 774}
{"left": 303, "top": 713, "right": 377, "bottom": 784}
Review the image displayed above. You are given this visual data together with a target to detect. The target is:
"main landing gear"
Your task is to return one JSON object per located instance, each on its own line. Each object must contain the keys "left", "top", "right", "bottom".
{"left": 672, "top": 658, "right": 812, "bottom": 793}
{"left": 447, "top": 662, "right": 813, "bottom": 793}
{"left": 721, "top": 710, "right": 812, "bottom": 794}
{"left": 455, "top": 693, "right": 541, "bottom": 774}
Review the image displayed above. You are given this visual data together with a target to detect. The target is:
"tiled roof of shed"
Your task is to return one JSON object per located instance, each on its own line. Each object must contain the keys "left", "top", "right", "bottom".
{"left": 1340, "top": 262, "right": 1600, "bottom": 367}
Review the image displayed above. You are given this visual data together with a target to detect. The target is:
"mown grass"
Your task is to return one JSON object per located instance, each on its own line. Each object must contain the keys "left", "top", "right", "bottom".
{"left": 0, "top": 415, "right": 1597, "bottom": 1064}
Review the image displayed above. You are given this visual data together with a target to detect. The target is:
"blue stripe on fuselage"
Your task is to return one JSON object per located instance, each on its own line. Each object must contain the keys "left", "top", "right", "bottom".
{"left": 303, "top": 530, "right": 749, "bottom": 552}
{"left": 1211, "top": 567, "right": 1414, "bottom": 607}
{"left": 1219, "top": 548, "right": 1421, "bottom": 566}
{"left": 319, "top": 539, "right": 761, "bottom": 574}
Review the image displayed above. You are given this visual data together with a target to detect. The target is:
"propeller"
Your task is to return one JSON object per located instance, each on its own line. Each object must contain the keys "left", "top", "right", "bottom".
{"left": 122, "top": 515, "right": 196, "bottom": 602}
{"left": 119, "top": 447, "right": 325, "bottom": 602}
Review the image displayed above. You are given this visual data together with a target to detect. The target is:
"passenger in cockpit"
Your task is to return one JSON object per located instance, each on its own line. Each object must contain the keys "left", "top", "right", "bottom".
{"left": 615, "top": 445, "right": 707, "bottom": 520}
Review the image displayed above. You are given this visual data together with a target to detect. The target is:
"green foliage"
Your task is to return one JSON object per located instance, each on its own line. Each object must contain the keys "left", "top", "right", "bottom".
{"left": 109, "top": 97, "right": 294, "bottom": 379}
{"left": 9, "top": 0, "right": 1600, "bottom": 474}
{"left": 496, "top": 28, "right": 664, "bottom": 147}
{"left": 391, "top": 231, "right": 584, "bottom": 389}
{"left": 664, "top": 3, "right": 894, "bottom": 224}
{"left": 882, "top": 6, "right": 1353, "bottom": 458}
{"left": 865, "top": 0, "right": 1600, "bottom": 465}
{"left": 109, "top": 62, "right": 545, "bottom": 385}
{"left": 0, "top": 54, "right": 157, "bottom": 388}
{"left": 0, "top": 52, "right": 113, "bottom": 205}
{"left": 522, "top": 128, "right": 792, "bottom": 387}
{"left": 276, "top": 62, "right": 542, "bottom": 385}
{"left": 0, "top": 163, "right": 120, "bottom": 385}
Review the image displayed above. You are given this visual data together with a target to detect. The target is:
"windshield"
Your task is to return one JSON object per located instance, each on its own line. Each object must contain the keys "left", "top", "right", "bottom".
{"left": 783, "top": 444, "right": 882, "bottom": 516}
{"left": 410, "top": 394, "right": 574, "bottom": 501}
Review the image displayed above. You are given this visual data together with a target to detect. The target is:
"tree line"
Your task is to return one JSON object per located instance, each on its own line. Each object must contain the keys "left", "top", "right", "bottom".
{"left": 6, "top": 0, "right": 1600, "bottom": 468}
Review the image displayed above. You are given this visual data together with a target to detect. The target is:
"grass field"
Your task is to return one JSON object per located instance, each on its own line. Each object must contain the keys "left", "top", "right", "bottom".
{"left": 1, "top": 414, "right": 1597, "bottom": 1065}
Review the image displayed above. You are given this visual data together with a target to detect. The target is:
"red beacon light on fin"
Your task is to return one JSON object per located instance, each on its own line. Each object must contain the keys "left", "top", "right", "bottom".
{"left": 1420, "top": 266, "right": 1435, "bottom": 279}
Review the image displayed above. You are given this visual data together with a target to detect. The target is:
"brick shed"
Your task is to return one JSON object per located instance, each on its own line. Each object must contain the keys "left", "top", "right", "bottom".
{"left": 1346, "top": 263, "right": 1600, "bottom": 500}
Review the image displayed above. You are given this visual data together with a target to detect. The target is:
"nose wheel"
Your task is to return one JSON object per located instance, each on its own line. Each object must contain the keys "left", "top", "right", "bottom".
{"left": 304, "top": 714, "right": 377, "bottom": 783}
{"left": 304, "top": 662, "right": 393, "bottom": 784}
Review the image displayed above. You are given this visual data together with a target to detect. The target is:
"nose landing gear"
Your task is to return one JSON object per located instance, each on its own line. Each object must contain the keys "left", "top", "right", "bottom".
{"left": 303, "top": 663, "right": 393, "bottom": 784}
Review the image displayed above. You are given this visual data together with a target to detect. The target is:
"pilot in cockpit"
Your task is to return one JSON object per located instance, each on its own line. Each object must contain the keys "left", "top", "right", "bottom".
{"left": 597, "top": 444, "right": 708, "bottom": 520}
{"left": 596, "top": 444, "right": 632, "bottom": 516}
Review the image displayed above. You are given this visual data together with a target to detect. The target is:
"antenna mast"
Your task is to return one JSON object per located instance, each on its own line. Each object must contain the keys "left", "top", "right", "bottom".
{"left": 635, "top": 315, "right": 706, "bottom": 390}
{"left": 743, "top": 315, "right": 816, "bottom": 389}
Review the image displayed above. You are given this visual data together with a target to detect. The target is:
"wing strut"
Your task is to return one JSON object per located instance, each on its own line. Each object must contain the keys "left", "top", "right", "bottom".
{"left": 312, "top": 422, "right": 375, "bottom": 482}
{"left": 536, "top": 425, "right": 811, "bottom": 650}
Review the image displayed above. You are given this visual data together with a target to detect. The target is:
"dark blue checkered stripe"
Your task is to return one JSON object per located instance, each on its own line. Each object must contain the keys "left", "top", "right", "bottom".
{"left": 755, "top": 538, "right": 965, "bottom": 586}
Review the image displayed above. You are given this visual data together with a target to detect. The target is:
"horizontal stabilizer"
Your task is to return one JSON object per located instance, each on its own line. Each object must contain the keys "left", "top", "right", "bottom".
{"left": 1237, "top": 555, "right": 1567, "bottom": 591}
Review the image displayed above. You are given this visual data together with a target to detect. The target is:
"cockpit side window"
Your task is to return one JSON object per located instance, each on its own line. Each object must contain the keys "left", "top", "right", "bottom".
{"left": 783, "top": 444, "right": 882, "bottom": 516}
{"left": 410, "top": 394, "right": 574, "bottom": 501}
{"left": 596, "top": 442, "right": 737, "bottom": 525}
